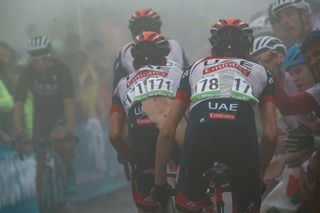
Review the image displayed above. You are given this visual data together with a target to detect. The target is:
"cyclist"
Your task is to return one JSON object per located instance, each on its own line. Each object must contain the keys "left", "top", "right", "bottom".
{"left": 0, "top": 41, "right": 14, "bottom": 144}
{"left": 249, "top": 15, "right": 274, "bottom": 38}
{"left": 274, "top": 30, "right": 320, "bottom": 116}
{"left": 112, "top": 7, "right": 188, "bottom": 180}
{"left": 152, "top": 18, "right": 278, "bottom": 213}
{"left": 113, "top": 8, "right": 189, "bottom": 88}
{"left": 269, "top": 0, "right": 313, "bottom": 48}
{"left": 13, "top": 36, "right": 77, "bottom": 209}
{"left": 109, "top": 31, "right": 183, "bottom": 213}
{"left": 251, "top": 36, "right": 287, "bottom": 81}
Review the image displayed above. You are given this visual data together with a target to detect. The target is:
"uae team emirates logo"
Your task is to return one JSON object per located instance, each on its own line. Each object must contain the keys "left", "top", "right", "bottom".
{"left": 209, "top": 112, "right": 236, "bottom": 120}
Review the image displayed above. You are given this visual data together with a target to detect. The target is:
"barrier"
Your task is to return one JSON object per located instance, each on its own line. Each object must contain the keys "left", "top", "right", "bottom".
{"left": 0, "top": 118, "right": 127, "bottom": 212}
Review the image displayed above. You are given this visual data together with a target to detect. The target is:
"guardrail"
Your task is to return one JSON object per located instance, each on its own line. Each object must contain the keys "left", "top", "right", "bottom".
{"left": 0, "top": 118, "right": 127, "bottom": 212}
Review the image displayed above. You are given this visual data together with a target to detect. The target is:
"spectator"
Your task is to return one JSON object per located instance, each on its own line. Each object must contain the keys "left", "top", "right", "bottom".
{"left": 269, "top": 0, "right": 313, "bottom": 48}
{"left": 0, "top": 41, "right": 14, "bottom": 144}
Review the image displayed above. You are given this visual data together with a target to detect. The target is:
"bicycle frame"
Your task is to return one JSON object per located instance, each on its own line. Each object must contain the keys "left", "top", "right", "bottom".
{"left": 22, "top": 139, "right": 67, "bottom": 213}
{"left": 203, "top": 162, "right": 232, "bottom": 213}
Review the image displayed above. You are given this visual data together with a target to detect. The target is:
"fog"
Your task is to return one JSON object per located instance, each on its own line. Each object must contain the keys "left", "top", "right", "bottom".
{"left": 0, "top": 0, "right": 271, "bottom": 62}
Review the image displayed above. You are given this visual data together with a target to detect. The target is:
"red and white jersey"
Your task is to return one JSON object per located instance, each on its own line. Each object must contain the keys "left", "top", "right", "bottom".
{"left": 176, "top": 56, "right": 275, "bottom": 111}
{"left": 306, "top": 82, "right": 320, "bottom": 105}
{"left": 112, "top": 60, "right": 183, "bottom": 115}
{"left": 119, "top": 39, "right": 186, "bottom": 74}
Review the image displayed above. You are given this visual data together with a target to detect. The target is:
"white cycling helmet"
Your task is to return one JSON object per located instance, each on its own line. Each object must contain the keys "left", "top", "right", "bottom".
{"left": 251, "top": 36, "right": 287, "bottom": 57}
{"left": 250, "top": 16, "right": 273, "bottom": 38}
{"left": 270, "top": 0, "right": 311, "bottom": 16}
{"left": 26, "top": 36, "right": 52, "bottom": 56}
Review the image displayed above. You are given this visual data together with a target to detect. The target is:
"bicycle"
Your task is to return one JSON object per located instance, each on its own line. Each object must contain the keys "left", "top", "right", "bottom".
{"left": 161, "top": 162, "right": 232, "bottom": 213}
{"left": 16, "top": 137, "right": 77, "bottom": 213}
{"left": 160, "top": 170, "right": 177, "bottom": 213}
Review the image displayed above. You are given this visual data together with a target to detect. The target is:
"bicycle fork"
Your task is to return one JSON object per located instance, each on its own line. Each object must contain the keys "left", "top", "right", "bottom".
{"left": 215, "top": 184, "right": 225, "bottom": 213}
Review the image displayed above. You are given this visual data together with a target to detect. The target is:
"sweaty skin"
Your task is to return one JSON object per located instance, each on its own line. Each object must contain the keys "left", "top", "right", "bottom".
{"left": 142, "top": 96, "right": 186, "bottom": 148}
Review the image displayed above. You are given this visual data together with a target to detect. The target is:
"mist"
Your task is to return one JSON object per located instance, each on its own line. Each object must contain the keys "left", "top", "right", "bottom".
{"left": 0, "top": 0, "right": 270, "bottom": 62}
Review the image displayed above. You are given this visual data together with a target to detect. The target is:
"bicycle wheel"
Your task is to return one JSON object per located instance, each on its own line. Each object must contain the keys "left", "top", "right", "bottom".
{"left": 51, "top": 152, "right": 67, "bottom": 212}
{"left": 39, "top": 167, "right": 54, "bottom": 212}
{"left": 165, "top": 197, "right": 176, "bottom": 213}
{"left": 39, "top": 152, "right": 67, "bottom": 213}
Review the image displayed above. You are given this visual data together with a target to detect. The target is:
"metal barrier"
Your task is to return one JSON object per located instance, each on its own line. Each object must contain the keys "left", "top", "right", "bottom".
{"left": 0, "top": 118, "right": 127, "bottom": 212}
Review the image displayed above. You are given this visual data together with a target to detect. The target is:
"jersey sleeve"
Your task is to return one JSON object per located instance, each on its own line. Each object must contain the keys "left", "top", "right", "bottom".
{"left": 15, "top": 69, "right": 31, "bottom": 102}
{"left": 175, "top": 67, "right": 191, "bottom": 105}
{"left": 306, "top": 83, "right": 320, "bottom": 105}
{"left": 275, "top": 81, "right": 319, "bottom": 115}
{"left": 182, "top": 49, "right": 189, "bottom": 71}
{"left": 110, "top": 87, "right": 124, "bottom": 114}
{"left": 113, "top": 52, "right": 128, "bottom": 89}
{"left": 259, "top": 71, "right": 275, "bottom": 105}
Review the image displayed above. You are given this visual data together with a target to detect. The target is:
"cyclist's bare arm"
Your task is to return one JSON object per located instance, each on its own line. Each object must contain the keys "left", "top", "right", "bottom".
{"left": 259, "top": 101, "right": 278, "bottom": 174}
{"left": 264, "top": 149, "right": 312, "bottom": 181}
{"left": 108, "top": 111, "right": 130, "bottom": 159}
{"left": 13, "top": 101, "right": 24, "bottom": 136}
{"left": 64, "top": 98, "right": 76, "bottom": 133}
{"left": 154, "top": 99, "right": 187, "bottom": 185}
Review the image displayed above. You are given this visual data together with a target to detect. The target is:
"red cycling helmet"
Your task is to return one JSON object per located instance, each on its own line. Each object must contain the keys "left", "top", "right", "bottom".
{"left": 129, "top": 8, "right": 162, "bottom": 37}
{"left": 209, "top": 18, "right": 254, "bottom": 50}
{"left": 131, "top": 31, "right": 170, "bottom": 59}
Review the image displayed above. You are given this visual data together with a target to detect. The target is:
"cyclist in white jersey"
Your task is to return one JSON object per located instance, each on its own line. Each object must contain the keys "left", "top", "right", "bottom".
{"left": 151, "top": 18, "right": 278, "bottom": 213}
{"left": 109, "top": 31, "right": 183, "bottom": 213}
{"left": 113, "top": 8, "right": 188, "bottom": 88}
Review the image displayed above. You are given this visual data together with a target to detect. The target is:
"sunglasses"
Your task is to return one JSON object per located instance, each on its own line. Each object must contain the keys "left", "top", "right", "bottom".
{"left": 30, "top": 54, "right": 52, "bottom": 64}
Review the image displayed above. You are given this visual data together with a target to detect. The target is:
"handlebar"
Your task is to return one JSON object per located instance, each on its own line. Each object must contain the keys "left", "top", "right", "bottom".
{"left": 12, "top": 135, "right": 79, "bottom": 160}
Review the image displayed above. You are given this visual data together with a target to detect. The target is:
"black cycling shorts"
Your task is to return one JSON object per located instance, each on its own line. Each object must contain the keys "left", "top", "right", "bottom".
{"left": 175, "top": 98, "right": 261, "bottom": 213}
{"left": 128, "top": 105, "right": 160, "bottom": 212}
{"left": 131, "top": 164, "right": 159, "bottom": 212}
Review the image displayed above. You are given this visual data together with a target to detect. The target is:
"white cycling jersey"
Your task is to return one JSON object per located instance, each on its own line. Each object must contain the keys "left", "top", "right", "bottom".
{"left": 177, "top": 56, "right": 274, "bottom": 111}
{"left": 112, "top": 60, "right": 183, "bottom": 115}
{"left": 119, "top": 39, "right": 186, "bottom": 74}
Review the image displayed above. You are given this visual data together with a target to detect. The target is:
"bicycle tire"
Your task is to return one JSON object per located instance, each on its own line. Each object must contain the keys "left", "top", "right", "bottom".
{"left": 39, "top": 167, "right": 52, "bottom": 212}
{"left": 52, "top": 152, "right": 66, "bottom": 205}
{"left": 39, "top": 152, "right": 67, "bottom": 213}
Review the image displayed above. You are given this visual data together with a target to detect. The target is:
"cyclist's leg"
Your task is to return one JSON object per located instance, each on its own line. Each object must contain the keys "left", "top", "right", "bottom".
{"left": 131, "top": 163, "right": 160, "bottom": 213}
{"left": 33, "top": 128, "right": 51, "bottom": 213}
{"left": 128, "top": 106, "right": 161, "bottom": 212}
{"left": 51, "top": 125, "right": 76, "bottom": 192}
{"left": 218, "top": 103, "right": 261, "bottom": 213}
{"left": 175, "top": 105, "right": 215, "bottom": 213}
{"left": 226, "top": 142, "right": 260, "bottom": 213}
